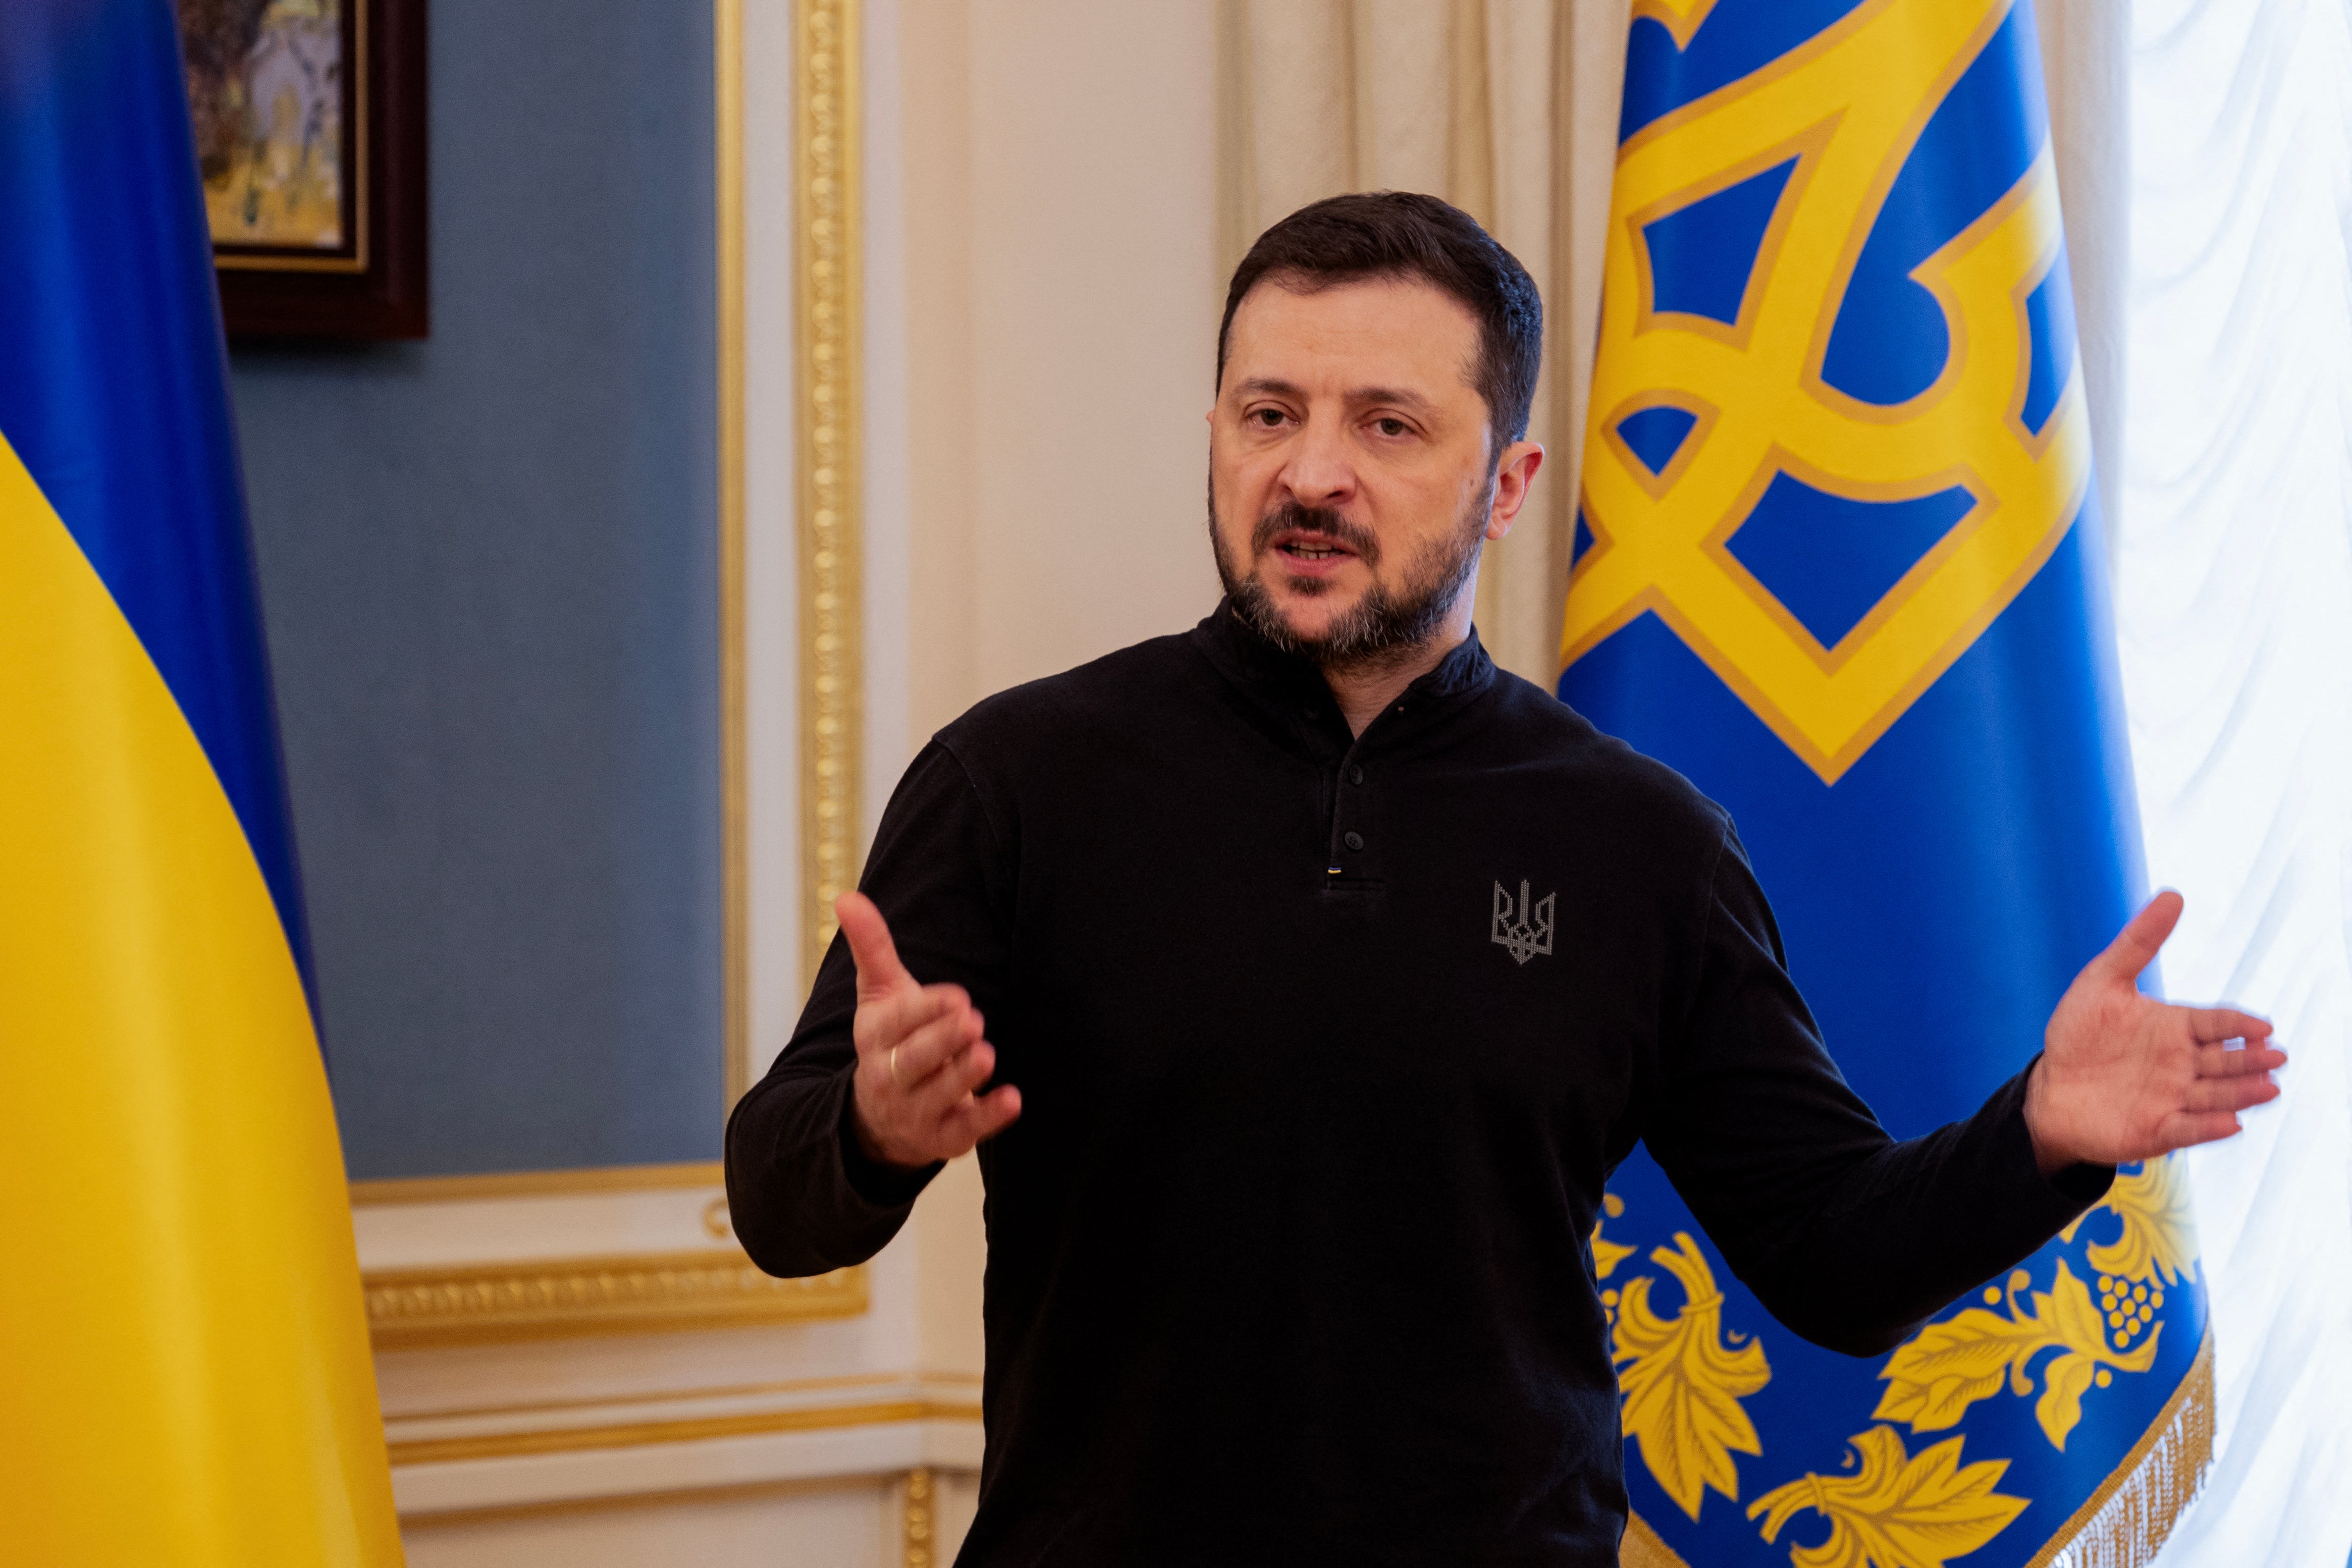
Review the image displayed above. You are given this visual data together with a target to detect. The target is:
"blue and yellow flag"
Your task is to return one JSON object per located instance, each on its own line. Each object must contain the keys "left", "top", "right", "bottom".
{"left": 1560, "top": 3, "right": 2209, "bottom": 1564}
{"left": 0, "top": 3, "right": 402, "bottom": 1561}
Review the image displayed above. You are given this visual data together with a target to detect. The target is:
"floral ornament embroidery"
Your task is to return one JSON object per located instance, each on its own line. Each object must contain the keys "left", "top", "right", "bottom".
{"left": 2060, "top": 1154, "right": 2197, "bottom": 1288}
{"left": 1748, "top": 1425, "right": 2027, "bottom": 1568}
{"left": 1614, "top": 1231, "right": 1773, "bottom": 1518}
{"left": 1873, "top": 1260, "right": 2159, "bottom": 1450}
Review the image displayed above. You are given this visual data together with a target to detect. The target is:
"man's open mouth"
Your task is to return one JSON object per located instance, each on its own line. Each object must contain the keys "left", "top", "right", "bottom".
{"left": 1272, "top": 531, "right": 1356, "bottom": 563}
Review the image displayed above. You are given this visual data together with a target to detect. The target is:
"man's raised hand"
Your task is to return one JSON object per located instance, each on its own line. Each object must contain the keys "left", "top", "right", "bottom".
{"left": 838, "top": 891, "right": 1021, "bottom": 1171}
{"left": 2025, "top": 890, "right": 2285, "bottom": 1175}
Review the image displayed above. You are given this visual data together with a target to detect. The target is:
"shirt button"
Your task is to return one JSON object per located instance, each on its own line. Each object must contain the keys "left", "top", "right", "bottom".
{"left": 1343, "top": 830, "right": 1365, "bottom": 851}
{"left": 1349, "top": 766, "right": 1364, "bottom": 785}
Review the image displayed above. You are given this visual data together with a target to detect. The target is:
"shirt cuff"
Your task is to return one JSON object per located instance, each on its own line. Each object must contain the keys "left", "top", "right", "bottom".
{"left": 2043, "top": 1156, "right": 2116, "bottom": 1206}
{"left": 834, "top": 1068, "right": 942, "bottom": 1210}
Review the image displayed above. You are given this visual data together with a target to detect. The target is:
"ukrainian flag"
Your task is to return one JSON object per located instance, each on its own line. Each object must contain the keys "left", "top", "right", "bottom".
{"left": 0, "top": 2, "right": 402, "bottom": 1561}
{"left": 1560, "top": 4, "right": 2209, "bottom": 1565}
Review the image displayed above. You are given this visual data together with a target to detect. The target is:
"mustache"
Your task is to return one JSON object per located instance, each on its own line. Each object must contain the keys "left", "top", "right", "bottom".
{"left": 1251, "top": 501, "right": 1381, "bottom": 565}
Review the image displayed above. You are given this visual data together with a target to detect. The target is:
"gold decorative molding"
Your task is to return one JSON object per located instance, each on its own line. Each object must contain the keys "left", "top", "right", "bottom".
{"left": 350, "top": 1159, "right": 725, "bottom": 1207}
{"left": 796, "top": 0, "right": 864, "bottom": 992}
{"left": 391, "top": 1368, "right": 982, "bottom": 1425}
{"left": 387, "top": 1395, "right": 978, "bottom": 1467}
{"left": 400, "top": 1472, "right": 864, "bottom": 1530}
{"left": 363, "top": 1250, "right": 865, "bottom": 1350}
{"left": 717, "top": 0, "right": 752, "bottom": 1106}
{"left": 903, "top": 1467, "right": 937, "bottom": 1567}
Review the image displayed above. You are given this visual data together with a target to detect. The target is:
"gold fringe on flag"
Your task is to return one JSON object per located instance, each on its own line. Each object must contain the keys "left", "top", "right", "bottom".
{"left": 2026, "top": 1329, "right": 2215, "bottom": 1568}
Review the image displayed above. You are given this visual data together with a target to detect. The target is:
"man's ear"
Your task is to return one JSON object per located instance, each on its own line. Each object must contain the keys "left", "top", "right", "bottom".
{"left": 1484, "top": 442, "right": 1546, "bottom": 540}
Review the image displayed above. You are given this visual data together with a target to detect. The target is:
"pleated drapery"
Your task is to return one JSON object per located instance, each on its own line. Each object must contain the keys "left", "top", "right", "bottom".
{"left": 2121, "top": 2, "right": 2352, "bottom": 1563}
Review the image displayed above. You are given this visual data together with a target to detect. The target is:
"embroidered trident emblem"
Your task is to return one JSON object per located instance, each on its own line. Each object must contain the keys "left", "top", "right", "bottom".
{"left": 1491, "top": 880, "right": 1556, "bottom": 965}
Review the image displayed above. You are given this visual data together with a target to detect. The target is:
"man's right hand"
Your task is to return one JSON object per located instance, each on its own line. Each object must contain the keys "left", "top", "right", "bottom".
{"left": 838, "top": 890, "right": 1022, "bottom": 1171}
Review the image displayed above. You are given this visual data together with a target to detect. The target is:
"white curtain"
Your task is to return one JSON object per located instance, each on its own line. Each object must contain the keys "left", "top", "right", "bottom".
{"left": 2122, "top": 2, "right": 2352, "bottom": 1563}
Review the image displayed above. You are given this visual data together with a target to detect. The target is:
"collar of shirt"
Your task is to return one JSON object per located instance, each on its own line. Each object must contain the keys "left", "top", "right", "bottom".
{"left": 1188, "top": 595, "right": 1500, "bottom": 763}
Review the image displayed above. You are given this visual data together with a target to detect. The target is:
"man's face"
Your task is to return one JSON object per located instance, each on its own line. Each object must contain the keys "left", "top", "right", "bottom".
{"left": 1208, "top": 275, "right": 1541, "bottom": 667}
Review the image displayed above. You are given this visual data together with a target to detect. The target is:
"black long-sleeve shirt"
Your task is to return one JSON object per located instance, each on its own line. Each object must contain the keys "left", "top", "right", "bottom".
{"left": 725, "top": 603, "right": 2111, "bottom": 1566}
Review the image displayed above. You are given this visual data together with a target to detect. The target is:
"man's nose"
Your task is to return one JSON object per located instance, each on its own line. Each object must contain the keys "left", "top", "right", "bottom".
{"left": 1277, "top": 413, "right": 1357, "bottom": 508}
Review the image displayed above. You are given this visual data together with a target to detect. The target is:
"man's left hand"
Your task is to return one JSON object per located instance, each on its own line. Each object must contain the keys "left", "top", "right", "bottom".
{"left": 2025, "top": 890, "right": 2286, "bottom": 1177}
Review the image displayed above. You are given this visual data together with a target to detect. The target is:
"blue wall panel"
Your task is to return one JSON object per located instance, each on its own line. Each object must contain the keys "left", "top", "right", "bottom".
{"left": 229, "top": 0, "right": 721, "bottom": 1179}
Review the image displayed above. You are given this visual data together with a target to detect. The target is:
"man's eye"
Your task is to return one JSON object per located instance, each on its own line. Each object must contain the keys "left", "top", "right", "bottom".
{"left": 1251, "top": 408, "right": 1286, "bottom": 427}
{"left": 1375, "top": 417, "right": 1409, "bottom": 437}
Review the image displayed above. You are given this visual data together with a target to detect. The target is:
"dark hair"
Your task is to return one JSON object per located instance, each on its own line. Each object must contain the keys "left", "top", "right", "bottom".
{"left": 1216, "top": 191, "right": 1544, "bottom": 449}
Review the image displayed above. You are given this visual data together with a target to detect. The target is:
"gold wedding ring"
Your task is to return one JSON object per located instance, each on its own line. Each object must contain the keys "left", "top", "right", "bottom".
{"left": 889, "top": 1045, "right": 905, "bottom": 1087}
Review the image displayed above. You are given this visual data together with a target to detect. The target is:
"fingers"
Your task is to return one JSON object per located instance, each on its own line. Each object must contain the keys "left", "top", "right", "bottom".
{"left": 859, "top": 980, "right": 972, "bottom": 1060}
{"left": 874, "top": 992, "right": 981, "bottom": 1078}
{"left": 905, "top": 1039, "right": 1002, "bottom": 1121}
{"left": 2092, "top": 891, "right": 2185, "bottom": 984}
{"left": 858, "top": 1038, "right": 1019, "bottom": 1165}
{"left": 836, "top": 891, "right": 914, "bottom": 1000}
{"left": 940, "top": 1085, "right": 1023, "bottom": 1151}
{"left": 838, "top": 889, "right": 1021, "bottom": 1163}
{"left": 2194, "top": 1039, "right": 2285, "bottom": 1077}
{"left": 894, "top": 1022, "right": 992, "bottom": 1107}
{"left": 853, "top": 981, "right": 1017, "bottom": 1164}
{"left": 2186, "top": 1070, "right": 2281, "bottom": 1114}
{"left": 2188, "top": 1007, "right": 2274, "bottom": 1046}
{"left": 2158, "top": 1109, "right": 2244, "bottom": 1151}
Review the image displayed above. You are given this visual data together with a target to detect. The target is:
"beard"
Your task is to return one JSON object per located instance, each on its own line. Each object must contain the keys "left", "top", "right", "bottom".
{"left": 1209, "top": 480, "right": 1492, "bottom": 673}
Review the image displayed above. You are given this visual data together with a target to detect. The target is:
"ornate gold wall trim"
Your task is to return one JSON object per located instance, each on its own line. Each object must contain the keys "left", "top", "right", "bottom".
{"left": 388, "top": 1395, "right": 979, "bottom": 1466}
{"left": 350, "top": 1159, "right": 725, "bottom": 1206}
{"left": 363, "top": 1250, "right": 865, "bottom": 1350}
{"left": 392, "top": 1368, "right": 980, "bottom": 1425}
{"left": 400, "top": 1471, "right": 867, "bottom": 1529}
{"left": 795, "top": 0, "right": 864, "bottom": 993}
{"left": 903, "top": 1467, "right": 937, "bottom": 1567}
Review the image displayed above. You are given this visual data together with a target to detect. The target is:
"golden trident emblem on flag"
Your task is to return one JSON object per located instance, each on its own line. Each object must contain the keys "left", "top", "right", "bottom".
{"left": 1562, "top": 0, "right": 2090, "bottom": 784}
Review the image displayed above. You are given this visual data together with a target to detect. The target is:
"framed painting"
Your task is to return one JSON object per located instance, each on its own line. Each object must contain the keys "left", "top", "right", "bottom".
{"left": 177, "top": 0, "right": 428, "bottom": 338}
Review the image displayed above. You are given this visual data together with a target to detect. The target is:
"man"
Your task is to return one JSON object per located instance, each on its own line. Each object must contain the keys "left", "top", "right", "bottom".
{"left": 725, "top": 193, "right": 2282, "bottom": 1564}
